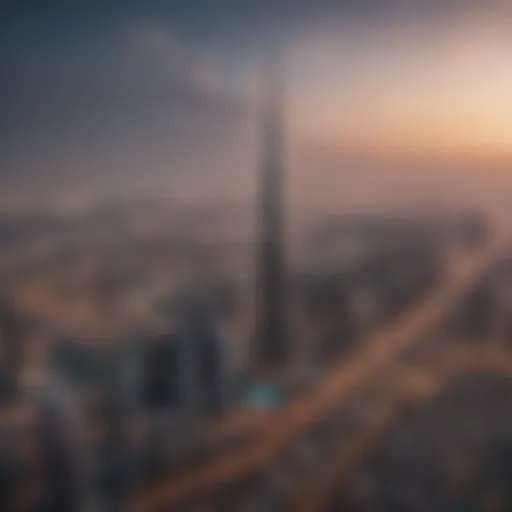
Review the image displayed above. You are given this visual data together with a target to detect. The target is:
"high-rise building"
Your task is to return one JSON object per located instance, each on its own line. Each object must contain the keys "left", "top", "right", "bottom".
{"left": 88, "top": 341, "right": 142, "bottom": 510}
{"left": 105, "top": 343, "right": 142, "bottom": 510}
{"left": 254, "top": 55, "right": 290, "bottom": 371}
{"left": 152, "top": 285, "right": 232, "bottom": 417}
{"left": 142, "top": 335, "right": 181, "bottom": 410}
{"left": 28, "top": 372, "right": 89, "bottom": 511}
{"left": 176, "top": 291, "right": 230, "bottom": 416}
{"left": 0, "top": 298, "right": 24, "bottom": 401}
{"left": 190, "top": 316, "right": 229, "bottom": 415}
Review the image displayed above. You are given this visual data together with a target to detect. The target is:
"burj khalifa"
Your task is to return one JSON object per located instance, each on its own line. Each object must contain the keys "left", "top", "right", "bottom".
{"left": 254, "top": 56, "right": 290, "bottom": 371}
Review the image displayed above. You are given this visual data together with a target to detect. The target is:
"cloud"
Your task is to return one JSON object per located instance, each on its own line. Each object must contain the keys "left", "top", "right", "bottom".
{"left": 0, "top": 19, "right": 250, "bottom": 145}
{"left": 0, "top": 19, "right": 256, "bottom": 193}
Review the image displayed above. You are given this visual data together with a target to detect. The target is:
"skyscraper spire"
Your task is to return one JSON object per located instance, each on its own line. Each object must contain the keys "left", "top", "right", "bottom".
{"left": 254, "top": 53, "right": 289, "bottom": 370}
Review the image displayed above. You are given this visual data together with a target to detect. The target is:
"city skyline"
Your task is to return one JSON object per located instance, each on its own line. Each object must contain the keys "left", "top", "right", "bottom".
{"left": 3, "top": 3, "right": 512, "bottom": 511}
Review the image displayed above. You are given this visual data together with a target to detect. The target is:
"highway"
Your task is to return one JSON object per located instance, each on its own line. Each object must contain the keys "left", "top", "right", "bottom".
{"left": 132, "top": 238, "right": 507, "bottom": 512}
{"left": 289, "top": 341, "right": 512, "bottom": 511}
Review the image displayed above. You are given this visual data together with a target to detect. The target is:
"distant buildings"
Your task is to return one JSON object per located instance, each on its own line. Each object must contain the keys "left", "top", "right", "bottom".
{"left": 446, "top": 278, "right": 497, "bottom": 341}
{"left": 451, "top": 210, "right": 491, "bottom": 252}
{"left": 296, "top": 272, "right": 357, "bottom": 362}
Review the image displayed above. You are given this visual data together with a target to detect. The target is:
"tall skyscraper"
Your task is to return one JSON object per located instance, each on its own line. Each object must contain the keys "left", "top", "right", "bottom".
{"left": 254, "top": 56, "right": 289, "bottom": 370}
{"left": 176, "top": 289, "right": 230, "bottom": 416}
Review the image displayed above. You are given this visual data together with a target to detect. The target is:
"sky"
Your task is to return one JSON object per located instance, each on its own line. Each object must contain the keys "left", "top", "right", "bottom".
{"left": 2, "top": 0, "right": 512, "bottom": 214}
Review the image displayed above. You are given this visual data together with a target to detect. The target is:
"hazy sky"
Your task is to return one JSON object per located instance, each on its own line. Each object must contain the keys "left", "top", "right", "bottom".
{"left": 2, "top": 1, "right": 512, "bottom": 212}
